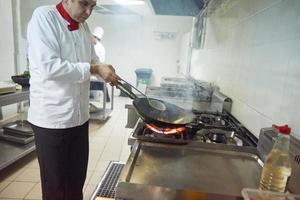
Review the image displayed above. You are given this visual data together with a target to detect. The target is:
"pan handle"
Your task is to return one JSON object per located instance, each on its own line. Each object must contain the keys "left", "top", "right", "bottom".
{"left": 116, "top": 81, "right": 137, "bottom": 99}
{"left": 116, "top": 78, "right": 148, "bottom": 99}
{"left": 119, "top": 78, "right": 147, "bottom": 97}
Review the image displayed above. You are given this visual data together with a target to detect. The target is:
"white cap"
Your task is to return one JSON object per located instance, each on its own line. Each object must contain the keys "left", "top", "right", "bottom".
{"left": 93, "top": 26, "right": 104, "bottom": 39}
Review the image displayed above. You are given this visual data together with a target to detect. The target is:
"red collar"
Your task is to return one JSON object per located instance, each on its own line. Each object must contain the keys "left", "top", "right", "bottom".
{"left": 56, "top": 2, "right": 79, "bottom": 31}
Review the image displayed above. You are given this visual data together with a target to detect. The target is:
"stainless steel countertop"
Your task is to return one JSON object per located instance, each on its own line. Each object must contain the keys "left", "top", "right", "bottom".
{"left": 117, "top": 182, "right": 244, "bottom": 200}
{"left": 116, "top": 141, "right": 262, "bottom": 200}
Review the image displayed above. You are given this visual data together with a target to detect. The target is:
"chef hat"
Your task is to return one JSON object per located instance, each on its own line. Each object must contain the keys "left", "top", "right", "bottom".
{"left": 93, "top": 26, "right": 104, "bottom": 39}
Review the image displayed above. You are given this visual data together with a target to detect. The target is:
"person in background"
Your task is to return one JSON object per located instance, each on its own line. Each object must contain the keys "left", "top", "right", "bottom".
{"left": 93, "top": 26, "right": 106, "bottom": 62}
{"left": 27, "top": 0, "right": 120, "bottom": 199}
{"left": 90, "top": 26, "right": 110, "bottom": 102}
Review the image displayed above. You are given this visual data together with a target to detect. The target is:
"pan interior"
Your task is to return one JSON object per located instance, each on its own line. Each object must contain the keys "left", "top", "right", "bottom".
{"left": 148, "top": 99, "right": 166, "bottom": 111}
{"left": 134, "top": 97, "right": 195, "bottom": 125}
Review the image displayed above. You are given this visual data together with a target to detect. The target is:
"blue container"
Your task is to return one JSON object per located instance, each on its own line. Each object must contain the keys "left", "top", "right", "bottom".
{"left": 135, "top": 68, "right": 153, "bottom": 86}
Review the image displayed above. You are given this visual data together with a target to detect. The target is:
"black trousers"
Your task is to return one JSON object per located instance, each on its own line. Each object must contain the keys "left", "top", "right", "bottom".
{"left": 31, "top": 121, "right": 89, "bottom": 200}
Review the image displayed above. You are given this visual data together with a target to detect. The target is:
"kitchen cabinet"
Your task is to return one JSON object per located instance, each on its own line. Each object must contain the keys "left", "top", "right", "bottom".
{"left": 0, "top": 88, "right": 35, "bottom": 171}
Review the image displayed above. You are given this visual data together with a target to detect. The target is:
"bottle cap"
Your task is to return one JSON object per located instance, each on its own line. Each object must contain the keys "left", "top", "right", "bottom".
{"left": 272, "top": 124, "right": 291, "bottom": 135}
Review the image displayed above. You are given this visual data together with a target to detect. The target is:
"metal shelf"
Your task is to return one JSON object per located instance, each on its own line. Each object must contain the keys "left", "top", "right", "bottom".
{"left": 0, "top": 87, "right": 29, "bottom": 107}
{"left": 0, "top": 88, "right": 33, "bottom": 171}
{"left": 0, "top": 119, "right": 35, "bottom": 171}
{"left": 0, "top": 137, "right": 35, "bottom": 171}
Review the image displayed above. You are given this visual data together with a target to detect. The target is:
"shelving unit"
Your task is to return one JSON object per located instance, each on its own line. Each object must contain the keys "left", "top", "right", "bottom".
{"left": 89, "top": 80, "right": 114, "bottom": 121}
{"left": 0, "top": 88, "right": 35, "bottom": 171}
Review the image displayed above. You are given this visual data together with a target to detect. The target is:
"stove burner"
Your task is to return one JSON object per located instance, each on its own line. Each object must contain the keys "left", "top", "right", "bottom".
{"left": 135, "top": 123, "right": 189, "bottom": 144}
{"left": 198, "top": 114, "right": 225, "bottom": 126}
{"left": 145, "top": 124, "right": 186, "bottom": 135}
{"left": 196, "top": 129, "right": 243, "bottom": 146}
{"left": 131, "top": 112, "right": 256, "bottom": 147}
{"left": 207, "top": 132, "right": 227, "bottom": 143}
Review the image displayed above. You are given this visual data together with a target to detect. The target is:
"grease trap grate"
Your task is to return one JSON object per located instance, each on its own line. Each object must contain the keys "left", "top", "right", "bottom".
{"left": 92, "top": 162, "right": 124, "bottom": 199}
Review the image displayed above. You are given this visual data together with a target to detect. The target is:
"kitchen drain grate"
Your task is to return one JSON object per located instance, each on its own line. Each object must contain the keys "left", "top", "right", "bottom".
{"left": 295, "top": 155, "right": 300, "bottom": 165}
{"left": 93, "top": 162, "right": 124, "bottom": 199}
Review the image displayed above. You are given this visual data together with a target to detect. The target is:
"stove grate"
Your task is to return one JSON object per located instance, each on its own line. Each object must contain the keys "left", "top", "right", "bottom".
{"left": 94, "top": 162, "right": 124, "bottom": 199}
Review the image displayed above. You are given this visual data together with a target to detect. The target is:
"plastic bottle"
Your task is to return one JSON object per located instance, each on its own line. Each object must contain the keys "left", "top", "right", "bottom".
{"left": 259, "top": 125, "right": 292, "bottom": 192}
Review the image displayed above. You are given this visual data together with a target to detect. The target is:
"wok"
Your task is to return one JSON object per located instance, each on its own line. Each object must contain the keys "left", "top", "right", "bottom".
{"left": 116, "top": 79, "right": 194, "bottom": 128}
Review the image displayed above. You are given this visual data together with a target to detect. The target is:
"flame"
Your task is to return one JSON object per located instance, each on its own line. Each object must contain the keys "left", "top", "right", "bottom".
{"left": 145, "top": 124, "right": 186, "bottom": 135}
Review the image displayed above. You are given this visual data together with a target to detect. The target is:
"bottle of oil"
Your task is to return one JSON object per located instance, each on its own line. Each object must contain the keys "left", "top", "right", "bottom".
{"left": 259, "top": 125, "right": 292, "bottom": 192}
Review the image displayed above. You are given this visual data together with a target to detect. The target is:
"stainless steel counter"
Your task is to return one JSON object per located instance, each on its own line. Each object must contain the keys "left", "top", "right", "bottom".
{"left": 0, "top": 87, "right": 29, "bottom": 120}
{"left": 117, "top": 182, "right": 244, "bottom": 200}
{"left": 0, "top": 87, "right": 29, "bottom": 107}
{"left": 116, "top": 141, "right": 262, "bottom": 200}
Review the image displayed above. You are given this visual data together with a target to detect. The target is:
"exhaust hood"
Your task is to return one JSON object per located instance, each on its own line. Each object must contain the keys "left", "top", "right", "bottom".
{"left": 149, "top": 0, "right": 207, "bottom": 16}
{"left": 95, "top": 0, "right": 208, "bottom": 16}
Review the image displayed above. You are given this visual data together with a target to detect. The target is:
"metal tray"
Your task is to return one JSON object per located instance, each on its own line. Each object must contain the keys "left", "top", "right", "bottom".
{"left": 0, "top": 82, "right": 16, "bottom": 95}
{"left": 2, "top": 120, "right": 34, "bottom": 136}
{"left": 117, "top": 142, "right": 263, "bottom": 199}
{"left": 0, "top": 132, "right": 34, "bottom": 144}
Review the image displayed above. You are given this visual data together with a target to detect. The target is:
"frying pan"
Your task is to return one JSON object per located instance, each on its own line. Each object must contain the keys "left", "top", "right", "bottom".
{"left": 116, "top": 79, "right": 194, "bottom": 128}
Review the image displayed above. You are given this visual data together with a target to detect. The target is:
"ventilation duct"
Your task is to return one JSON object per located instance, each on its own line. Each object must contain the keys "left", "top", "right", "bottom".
{"left": 149, "top": 0, "right": 208, "bottom": 16}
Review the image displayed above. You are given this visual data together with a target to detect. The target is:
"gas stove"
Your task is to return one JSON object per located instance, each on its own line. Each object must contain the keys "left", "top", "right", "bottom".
{"left": 128, "top": 112, "right": 257, "bottom": 147}
{"left": 193, "top": 113, "right": 232, "bottom": 128}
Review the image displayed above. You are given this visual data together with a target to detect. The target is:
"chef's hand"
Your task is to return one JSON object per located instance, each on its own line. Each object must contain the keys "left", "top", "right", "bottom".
{"left": 90, "top": 64, "right": 120, "bottom": 86}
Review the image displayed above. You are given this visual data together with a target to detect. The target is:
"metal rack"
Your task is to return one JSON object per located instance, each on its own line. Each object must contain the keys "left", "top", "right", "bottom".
{"left": 0, "top": 88, "right": 35, "bottom": 171}
{"left": 89, "top": 80, "right": 114, "bottom": 121}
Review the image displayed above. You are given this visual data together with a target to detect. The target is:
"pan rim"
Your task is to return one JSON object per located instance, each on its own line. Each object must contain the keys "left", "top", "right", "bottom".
{"left": 133, "top": 97, "right": 194, "bottom": 126}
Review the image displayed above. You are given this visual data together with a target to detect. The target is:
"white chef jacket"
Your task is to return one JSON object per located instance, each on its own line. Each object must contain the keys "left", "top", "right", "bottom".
{"left": 94, "top": 41, "right": 106, "bottom": 63}
{"left": 27, "top": 5, "right": 99, "bottom": 129}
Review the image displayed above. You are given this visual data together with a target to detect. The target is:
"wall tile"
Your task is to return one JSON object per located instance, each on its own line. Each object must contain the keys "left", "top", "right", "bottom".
{"left": 0, "top": 0, "right": 15, "bottom": 80}
{"left": 88, "top": 15, "right": 193, "bottom": 86}
{"left": 191, "top": 0, "right": 300, "bottom": 138}
{"left": 280, "top": 39, "right": 300, "bottom": 138}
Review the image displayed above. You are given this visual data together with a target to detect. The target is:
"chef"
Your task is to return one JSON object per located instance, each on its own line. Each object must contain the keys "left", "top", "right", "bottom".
{"left": 90, "top": 26, "right": 110, "bottom": 102}
{"left": 27, "top": 0, "right": 120, "bottom": 199}
{"left": 93, "top": 26, "right": 106, "bottom": 63}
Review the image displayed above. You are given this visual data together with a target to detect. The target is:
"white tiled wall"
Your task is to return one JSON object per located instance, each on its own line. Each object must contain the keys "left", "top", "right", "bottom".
{"left": 0, "top": 0, "right": 18, "bottom": 119}
{"left": 88, "top": 14, "right": 193, "bottom": 86}
{"left": 191, "top": 0, "right": 300, "bottom": 138}
{"left": 0, "top": 0, "right": 15, "bottom": 80}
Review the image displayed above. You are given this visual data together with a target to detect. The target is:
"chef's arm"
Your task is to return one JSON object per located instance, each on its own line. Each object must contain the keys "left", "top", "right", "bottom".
{"left": 89, "top": 36, "right": 120, "bottom": 85}
{"left": 90, "top": 64, "right": 120, "bottom": 85}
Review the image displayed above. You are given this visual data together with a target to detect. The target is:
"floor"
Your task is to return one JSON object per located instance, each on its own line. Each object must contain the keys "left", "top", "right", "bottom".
{"left": 0, "top": 96, "right": 133, "bottom": 200}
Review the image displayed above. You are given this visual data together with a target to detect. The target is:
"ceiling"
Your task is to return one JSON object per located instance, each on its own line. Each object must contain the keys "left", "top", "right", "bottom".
{"left": 95, "top": 0, "right": 207, "bottom": 16}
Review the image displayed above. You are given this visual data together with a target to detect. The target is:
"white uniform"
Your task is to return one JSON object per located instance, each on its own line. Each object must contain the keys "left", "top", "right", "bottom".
{"left": 93, "top": 26, "right": 106, "bottom": 63}
{"left": 27, "top": 5, "right": 99, "bottom": 128}
{"left": 94, "top": 41, "right": 106, "bottom": 63}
